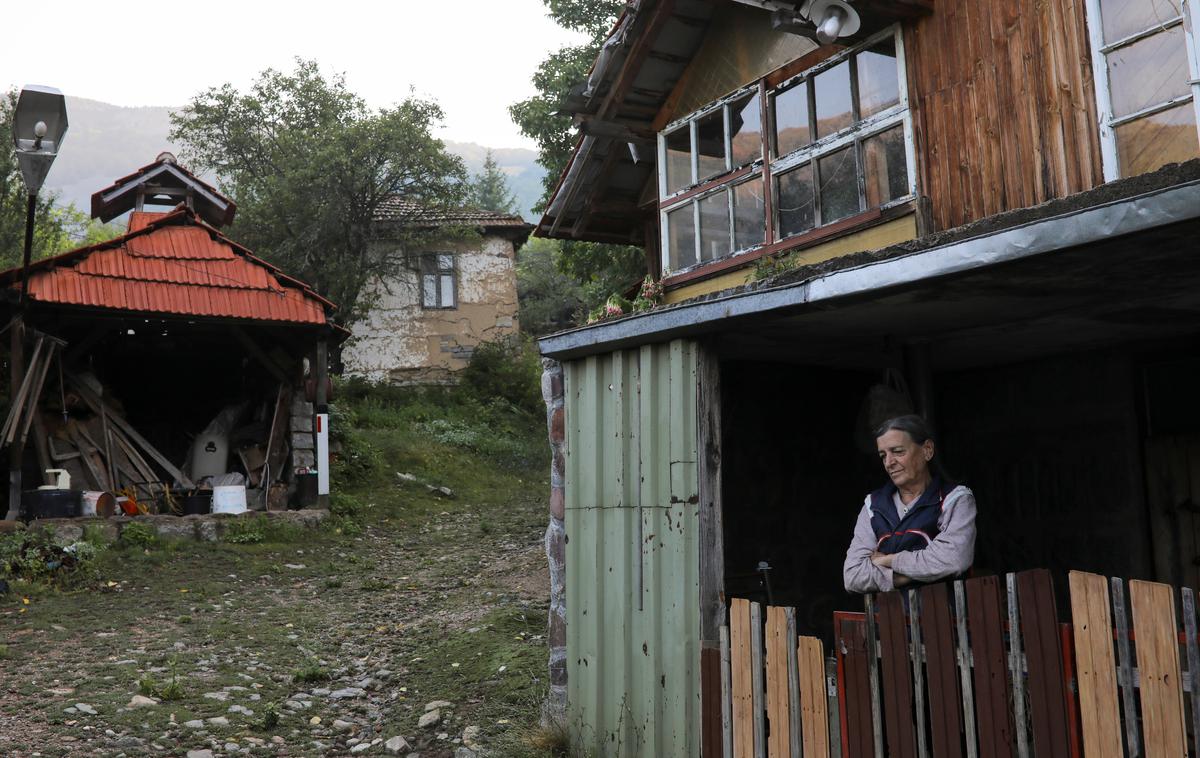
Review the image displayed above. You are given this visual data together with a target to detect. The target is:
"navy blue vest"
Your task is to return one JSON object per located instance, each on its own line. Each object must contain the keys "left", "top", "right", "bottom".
{"left": 870, "top": 477, "right": 953, "bottom": 555}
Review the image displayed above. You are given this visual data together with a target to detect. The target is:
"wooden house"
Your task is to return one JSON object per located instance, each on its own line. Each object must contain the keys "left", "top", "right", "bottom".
{"left": 533, "top": 0, "right": 1200, "bottom": 755}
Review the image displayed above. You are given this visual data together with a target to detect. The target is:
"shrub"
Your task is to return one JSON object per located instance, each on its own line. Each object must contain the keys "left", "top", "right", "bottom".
{"left": 119, "top": 522, "right": 158, "bottom": 550}
{"left": 0, "top": 531, "right": 104, "bottom": 589}
{"left": 459, "top": 335, "right": 543, "bottom": 416}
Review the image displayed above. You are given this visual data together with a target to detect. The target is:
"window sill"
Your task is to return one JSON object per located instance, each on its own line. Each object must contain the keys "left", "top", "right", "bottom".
{"left": 662, "top": 200, "right": 915, "bottom": 289}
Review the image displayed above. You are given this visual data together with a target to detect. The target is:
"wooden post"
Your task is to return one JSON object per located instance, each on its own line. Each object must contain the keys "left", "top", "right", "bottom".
{"left": 5, "top": 318, "right": 23, "bottom": 520}
{"left": 314, "top": 337, "right": 329, "bottom": 509}
{"left": 698, "top": 344, "right": 726, "bottom": 756}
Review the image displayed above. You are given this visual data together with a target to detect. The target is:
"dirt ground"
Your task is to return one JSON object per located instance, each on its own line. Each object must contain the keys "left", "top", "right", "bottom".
{"left": 0, "top": 464, "right": 553, "bottom": 757}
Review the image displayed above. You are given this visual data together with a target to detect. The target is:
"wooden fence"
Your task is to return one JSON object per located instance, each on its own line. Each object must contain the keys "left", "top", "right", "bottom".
{"left": 721, "top": 569, "right": 1200, "bottom": 757}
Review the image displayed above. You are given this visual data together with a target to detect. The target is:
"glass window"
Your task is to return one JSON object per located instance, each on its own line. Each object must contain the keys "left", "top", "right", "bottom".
{"left": 696, "top": 109, "right": 727, "bottom": 181}
{"left": 857, "top": 39, "right": 901, "bottom": 119}
{"left": 733, "top": 179, "right": 765, "bottom": 251}
{"left": 1100, "top": 0, "right": 1181, "bottom": 42}
{"left": 698, "top": 190, "right": 731, "bottom": 262}
{"left": 730, "top": 92, "right": 763, "bottom": 168}
{"left": 814, "top": 60, "right": 854, "bottom": 138}
{"left": 1107, "top": 25, "right": 1190, "bottom": 117}
{"left": 863, "top": 126, "right": 909, "bottom": 207}
{"left": 667, "top": 203, "right": 697, "bottom": 271}
{"left": 776, "top": 163, "right": 815, "bottom": 238}
{"left": 664, "top": 126, "right": 692, "bottom": 194}
{"left": 818, "top": 147, "right": 861, "bottom": 223}
{"left": 421, "top": 254, "right": 456, "bottom": 308}
{"left": 773, "top": 80, "right": 811, "bottom": 157}
{"left": 1115, "top": 102, "right": 1200, "bottom": 176}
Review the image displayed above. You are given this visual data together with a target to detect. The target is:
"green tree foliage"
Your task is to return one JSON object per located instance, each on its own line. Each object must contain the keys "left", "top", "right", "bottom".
{"left": 0, "top": 91, "right": 115, "bottom": 269}
{"left": 470, "top": 150, "right": 517, "bottom": 215}
{"left": 169, "top": 59, "right": 469, "bottom": 327}
{"left": 510, "top": 1, "right": 647, "bottom": 317}
{"left": 515, "top": 237, "right": 585, "bottom": 336}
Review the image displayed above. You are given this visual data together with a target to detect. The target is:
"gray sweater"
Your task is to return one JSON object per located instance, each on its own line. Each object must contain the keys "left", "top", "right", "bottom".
{"left": 843, "top": 485, "right": 977, "bottom": 594}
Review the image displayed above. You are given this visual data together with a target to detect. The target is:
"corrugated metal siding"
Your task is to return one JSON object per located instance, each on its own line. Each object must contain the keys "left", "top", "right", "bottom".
{"left": 565, "top": 339, "right": 700, "bottom": 757}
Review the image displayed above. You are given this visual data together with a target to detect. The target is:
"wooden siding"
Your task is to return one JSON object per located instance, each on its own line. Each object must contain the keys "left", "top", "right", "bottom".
{"left": 905, "top": 0, "right": 1104, "bottom": 231}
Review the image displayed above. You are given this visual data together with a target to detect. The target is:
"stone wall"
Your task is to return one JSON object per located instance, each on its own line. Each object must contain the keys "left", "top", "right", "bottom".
{"left": 342, "top": 235, "right": 520, "bottom": 384}
{"left": 541, "top": 358, "right": 567, "bottom": 721}
{"left": 25, "top": 510, "right": 329, "bottom": 545}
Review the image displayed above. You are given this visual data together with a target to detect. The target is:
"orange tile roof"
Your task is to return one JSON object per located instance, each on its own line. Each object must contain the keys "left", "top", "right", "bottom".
{"left": 1, "top": 207, "right": 335, "bottom": 326}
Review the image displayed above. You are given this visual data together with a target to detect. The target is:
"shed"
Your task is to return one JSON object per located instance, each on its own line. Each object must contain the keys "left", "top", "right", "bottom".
{"left": 2, "top": 154, "right": 343, "bottom": 520}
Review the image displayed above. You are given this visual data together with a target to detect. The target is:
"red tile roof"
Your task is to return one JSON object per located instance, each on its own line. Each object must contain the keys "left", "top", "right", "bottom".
{"left": 1, "top": 207, "right": 335, "bottom": 326}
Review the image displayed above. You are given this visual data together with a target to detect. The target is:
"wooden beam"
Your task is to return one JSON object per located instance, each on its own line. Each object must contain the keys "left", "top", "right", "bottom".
{"left": 230, "top": 326, "right": 290, "bottom": 384}
{"left": 597, "top": 0, "right": 680, "bottom": 119}
{"left": 5, "top": 318, "right": 23, "bottom": 519}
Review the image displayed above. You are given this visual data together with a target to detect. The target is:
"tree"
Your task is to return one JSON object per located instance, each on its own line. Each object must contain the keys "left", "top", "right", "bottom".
{"left": 169, "top": 59, "right": 469, "bottom": 327}
{"left": 515, "top": 237, "right": 585, "bottom": 336}
{"left": 470, "top": 150, "right": 517, "bottom": 215}
{"left": 509, "top": 1, "right": 646, "bottom": 314}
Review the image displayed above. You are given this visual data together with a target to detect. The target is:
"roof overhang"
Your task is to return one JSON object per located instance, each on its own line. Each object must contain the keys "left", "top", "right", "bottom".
{"left": 91, "top": 159, "right": 236, "bottom": 227}
{"left": 539, "top": 176, "right": 1200, "bottom": 363}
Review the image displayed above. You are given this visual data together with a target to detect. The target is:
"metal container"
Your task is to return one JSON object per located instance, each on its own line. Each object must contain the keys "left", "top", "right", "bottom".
{"left": 21, "top": 489, "right": 82, "bottom": 519}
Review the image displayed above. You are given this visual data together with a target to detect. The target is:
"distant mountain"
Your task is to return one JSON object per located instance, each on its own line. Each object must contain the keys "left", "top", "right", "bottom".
{"left": 45, "top": 96, "right": 546, "bottom": 224}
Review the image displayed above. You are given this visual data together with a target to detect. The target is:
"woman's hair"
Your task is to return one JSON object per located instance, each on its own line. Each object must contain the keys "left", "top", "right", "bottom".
{"left": 874, "top": 414, "right": 936, "bottom": 446}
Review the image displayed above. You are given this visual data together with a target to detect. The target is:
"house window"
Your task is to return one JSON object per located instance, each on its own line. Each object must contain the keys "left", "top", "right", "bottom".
{"left": 1085, "top": 0, "right": 1200, "bottom": 180}
{"left": 658, "top": 26, "right": 914, "bottom": 275}
{"left": 420, "top": 253, "right": 456, "bottom": 309}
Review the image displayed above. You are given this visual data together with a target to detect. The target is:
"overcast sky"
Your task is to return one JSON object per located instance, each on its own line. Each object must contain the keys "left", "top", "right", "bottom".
{"left": 2, "top": 0, "right": 587, "bottom": 149}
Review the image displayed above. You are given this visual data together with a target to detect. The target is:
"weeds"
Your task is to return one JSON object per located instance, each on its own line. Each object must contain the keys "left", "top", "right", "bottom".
{"left": 137, "top": 660, "right": 184, "bottom": 701}
{"left": 119, "top": 522, "right": 158, "bottom": 550}
{"left": 260, "top": 702, "right": 280, "bottom": 730}
{"left": 223, "top": 517, "right": 266, "bottom": 544}
{"left": 292, "top": 660, "right": 330, "bottom": 684}
{"left": 0, "top": 644, "right": 10, "bottom": 660}
{"left": 0, "top": 530, "right": 104, "bottom": 589}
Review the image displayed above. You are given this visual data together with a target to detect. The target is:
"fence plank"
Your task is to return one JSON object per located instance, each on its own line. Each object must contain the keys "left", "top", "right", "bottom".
{"left": 1005, "top": 575, "right": 1030, "bottom": 758}
{"left": 704, "top": 645, "right": 724, "bottom": 758}
{"left": 765, "top": 605, "right": 792, "bottom": 757}
{"left": 752, "top": 602, "right": 767, "bottom": 758}
{"left": 732, "top": 598, "right": 755, "bottom": 758}
{"left": 1130, "top": 580, "right": 1188, "bottom": 758}
{"left": 908, "top": 590, "right": 929, "bottom": 758}
{"left": 865, "top": 595, "right": 885, "bottom": 757}
{"left": 786, "top": 609, "right": 802, "bottom": 758}
{"left": 1111, "top": 578, "right": 1141, "bottom": 757}
{"left": 1068, "top": 571, "right": 1123, "bottom": 758}
{"left": 838, "top": 615, "right": 875, "bottom": 758}
{"left": 878, "top": 591, "right": 918, "bottom": 758}
{"left": 1181, "top": 588, "right": 1200, "bottom": 758}
{"left": 920, "top": 583, "right": 964, "bottom": 758}
{"left": 799, "top": 636, "right": 830, "bottom": 758}
{"left": 954, "top": 582, "right": 979, "bottom": 758}
{"left": 722, "top": 625, "right": 734, "bottom": 758}
{"left": 1015, "top": 570, "right": 1072, "bottom": 758}
{"left": 965, "top": 576, "right": 1016, "bottom": 758}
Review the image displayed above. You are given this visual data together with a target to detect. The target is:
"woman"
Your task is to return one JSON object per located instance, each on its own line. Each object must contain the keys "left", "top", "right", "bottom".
{"left": 843, "top": 415, "right": 976, "bottom": 593}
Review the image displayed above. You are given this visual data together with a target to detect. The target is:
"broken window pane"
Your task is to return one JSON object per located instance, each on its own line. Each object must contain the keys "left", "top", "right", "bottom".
{"left": 818, "top": 146, "right": 861, "bottom": 223}
{"left": 857, "top": 39, "right": 901, "bottom": 119}
{"left": 733, "top": 179, "right": 765, "bottom": 251}
{"left": 814, "top": 60, "right": 854, "bottom": 138}
{"left": 667, "top": 203, "right": 697, "bottom": 271}
{"left": 863, "top": 126, "right": 909, "bottom": 207}
{"left": 1115, "top": 102, "right": 1200, "bottom": 176}
{"left": 1107, "top": 25, "right": 1190, "bottom": 117}
{"left": 696, "top": 108, "right": 728, "bottom": 181}
{"left": 422, "top": 275, "right": 438, "bottom": 308}
{"left": 730, "top": 92, "right": 763, "bottom": 168}
{"left": 664, "top": 125, "right": 692, "bottom": 195}
{"left": 440, "top": 274, "right": 456, "bottom": 308}
{"left": 776, "top": 163, "right": 815, "bottom": 238}
{"left": 698, "top": 189, "right": 731, "bottom": 262}
{"left": 773, "top": 80, "right": 811, "bottom": 157}
{"left": 1100, "top": 0, "right": 1182, "bottom": 43}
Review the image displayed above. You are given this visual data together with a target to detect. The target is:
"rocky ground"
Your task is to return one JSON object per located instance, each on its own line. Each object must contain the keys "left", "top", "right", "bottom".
{"left": 0, "top": 418, "right": 555, "bottom": 757}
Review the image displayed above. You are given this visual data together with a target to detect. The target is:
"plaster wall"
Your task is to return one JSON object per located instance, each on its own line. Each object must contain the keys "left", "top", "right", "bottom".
{"left": 342, "top": 234, "right": 520, "bottom": 384}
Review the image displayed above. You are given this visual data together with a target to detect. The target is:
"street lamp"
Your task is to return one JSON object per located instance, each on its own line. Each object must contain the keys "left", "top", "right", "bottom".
{"left": 12, "top": 85, "right": 68, "bottom": 304}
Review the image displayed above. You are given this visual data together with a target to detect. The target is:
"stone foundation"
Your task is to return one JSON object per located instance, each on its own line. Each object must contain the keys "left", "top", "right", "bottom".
{"left": 24, "top": 509, "right": 329, "bottom": 545}
{"left": 541, "top": 357, "right": 567, "bottom": 721}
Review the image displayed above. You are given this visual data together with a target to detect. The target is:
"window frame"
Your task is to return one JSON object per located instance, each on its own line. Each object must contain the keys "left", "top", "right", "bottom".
{"left": 419, "top": 252, "right": 458, "bottom": 310}
{"left": 656, "top": 24, "right": 916, "bottom": 277}
{"left": 1084, "top": 0, "right": 1200, "bottom": 180}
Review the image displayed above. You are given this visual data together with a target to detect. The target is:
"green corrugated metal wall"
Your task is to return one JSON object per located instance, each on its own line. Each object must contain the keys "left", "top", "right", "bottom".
{"left": 564, "top": 339, "right": 700, "bottom": 757}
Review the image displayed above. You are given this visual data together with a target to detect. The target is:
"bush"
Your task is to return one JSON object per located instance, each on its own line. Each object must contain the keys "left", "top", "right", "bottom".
{"left": 0, "top": 530, "right": 103, "bottom": 589}
{"left": 459, "top": 335, "right": 543, "bottom": 416}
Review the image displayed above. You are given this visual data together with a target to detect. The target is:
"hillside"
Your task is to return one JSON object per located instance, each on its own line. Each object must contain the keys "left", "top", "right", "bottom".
{"left": 45, "top": 97, "right": 546, "bottom": 223}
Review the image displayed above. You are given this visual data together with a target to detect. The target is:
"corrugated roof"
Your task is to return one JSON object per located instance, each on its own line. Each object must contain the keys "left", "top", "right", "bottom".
{"left": 1, "top": 207, "right": 334, "bottom": 326}
{"left": 374, "top": 197, "right": 531, "bottom": 228}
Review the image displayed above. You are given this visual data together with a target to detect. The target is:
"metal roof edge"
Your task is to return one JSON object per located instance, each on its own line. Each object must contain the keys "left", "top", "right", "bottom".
{"left": 538, "top": 178, "right": 1200, "bottom": 360}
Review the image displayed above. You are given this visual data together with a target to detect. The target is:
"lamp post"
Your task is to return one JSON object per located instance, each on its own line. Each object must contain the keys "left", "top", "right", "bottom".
{"left": 6, "top": 85, "right": 67, "bottom": 521}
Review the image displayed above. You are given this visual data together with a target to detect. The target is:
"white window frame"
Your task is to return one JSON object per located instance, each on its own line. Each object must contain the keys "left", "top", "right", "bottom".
{"left": 1084, "top": 0, "right": 1200, "bottom": 181}
{"left": 656, "top": 24, "right": 916, "bottom": 276}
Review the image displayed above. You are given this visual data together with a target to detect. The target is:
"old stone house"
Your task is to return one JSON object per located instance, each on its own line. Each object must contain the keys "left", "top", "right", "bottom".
{"left": 341, "top": 199, "right": 532, "bottom": 384}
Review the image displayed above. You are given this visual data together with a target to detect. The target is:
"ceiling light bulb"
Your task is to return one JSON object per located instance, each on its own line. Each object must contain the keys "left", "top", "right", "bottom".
{"left": 816, "top": 7, "right": 845, "bottom": 44}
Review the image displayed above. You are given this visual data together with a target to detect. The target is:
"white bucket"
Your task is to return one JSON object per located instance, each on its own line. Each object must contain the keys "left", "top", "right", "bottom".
{"left": 212, "top": 485, "right": 248, "bottom": 514}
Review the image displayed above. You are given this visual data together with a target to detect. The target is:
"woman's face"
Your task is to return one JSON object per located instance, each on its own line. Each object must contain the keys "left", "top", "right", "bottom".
{"left": 876, "top": 429, "right": 934, "bottom": 490}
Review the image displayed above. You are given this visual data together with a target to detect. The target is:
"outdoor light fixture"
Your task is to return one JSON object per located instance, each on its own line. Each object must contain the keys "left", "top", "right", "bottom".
{"left": 11, "top": 85, "right": 68, "bottom": 304}
{"left": 808, "top": 0, "right": 860, "bottom": 44}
